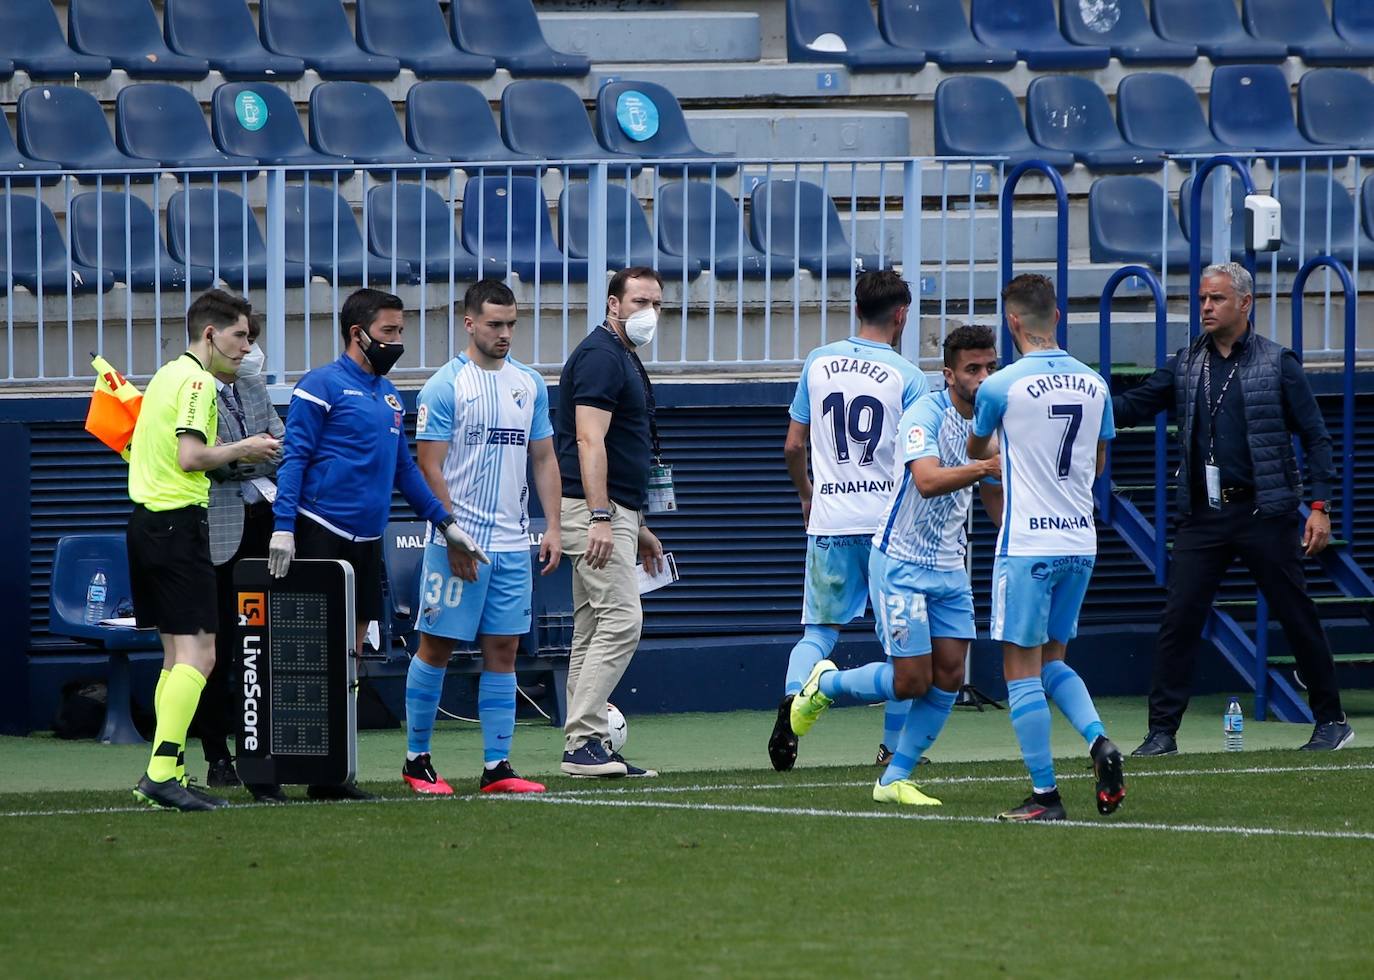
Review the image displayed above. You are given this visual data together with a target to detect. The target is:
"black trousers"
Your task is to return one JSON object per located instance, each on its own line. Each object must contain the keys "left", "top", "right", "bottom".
{"left": 1149, "top": 501, "right": 1344, "bottom": 733}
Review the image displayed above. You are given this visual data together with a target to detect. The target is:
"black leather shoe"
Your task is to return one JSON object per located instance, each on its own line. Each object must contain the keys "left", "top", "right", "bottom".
{"left": 247, "top": 783, "right": 289, "bottom": 804}
{"left": 206, "top": 758, "right": 241, "bottom": 788}
{"left": 307, "top": 782, "right": 376, "bottom": 801}
{"left": 1130, "top": 730, "right": 1178, "bottom": 757}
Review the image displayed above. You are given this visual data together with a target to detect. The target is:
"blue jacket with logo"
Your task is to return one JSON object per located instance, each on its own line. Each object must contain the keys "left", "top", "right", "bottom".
{"left": 274, "top": 354, "right": 448, "bottom": 539}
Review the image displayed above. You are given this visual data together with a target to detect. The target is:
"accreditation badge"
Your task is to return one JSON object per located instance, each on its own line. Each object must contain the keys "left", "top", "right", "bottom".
{"left": 646, "top": 463, "right": 677, "bottom": 514}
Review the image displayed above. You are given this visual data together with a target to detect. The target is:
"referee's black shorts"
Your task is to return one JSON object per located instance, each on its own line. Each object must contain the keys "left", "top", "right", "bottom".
{"left": 127, "top": 503, "right": 218, "bottom": 635}
{"left": 294, "top": 516, "right": 384, "bottom": 623}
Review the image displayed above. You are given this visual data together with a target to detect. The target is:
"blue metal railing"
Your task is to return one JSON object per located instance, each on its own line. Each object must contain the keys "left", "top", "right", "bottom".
{"left": 999, "top": 159, "right": 1068, "bottom": 355}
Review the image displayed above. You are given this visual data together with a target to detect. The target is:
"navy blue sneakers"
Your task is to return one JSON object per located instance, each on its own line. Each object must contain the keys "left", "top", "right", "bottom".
{"left": 1299, "top": 719, "right": 1355, "bottom": 751}
{"left": 561, "top": 739, "right": 628, "bottom": 777}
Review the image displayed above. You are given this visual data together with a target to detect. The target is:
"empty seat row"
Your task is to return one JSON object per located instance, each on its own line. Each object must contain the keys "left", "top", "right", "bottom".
{"left": 788, "top": 0, "right": 1374, "bottom": 72}
{"left": 936, "top": 66, "right": 1374, "bottom": 173}
{"left": 0, "top": 0, "right": 584, "bottom": 83}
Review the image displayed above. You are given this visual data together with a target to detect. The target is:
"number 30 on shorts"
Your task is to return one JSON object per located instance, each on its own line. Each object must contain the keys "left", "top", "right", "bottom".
{"left": 882, "top": 592, "right": 927, "bottom": 628}
{"left": 422, "top": 572, "right": 464, "bottom": 608}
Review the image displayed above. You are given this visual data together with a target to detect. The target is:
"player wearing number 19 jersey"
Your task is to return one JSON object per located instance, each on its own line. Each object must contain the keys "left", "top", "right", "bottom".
{"left": 969, "top": 274, "right": 1125, "bottom": 822}
{"left": 769, "top": 272, "right": 926, "bottom": 771}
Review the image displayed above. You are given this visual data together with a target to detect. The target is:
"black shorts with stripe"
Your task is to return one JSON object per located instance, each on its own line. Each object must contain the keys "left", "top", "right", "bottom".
{"left": 127, "top": 503, "right": 218, "bottom": 635}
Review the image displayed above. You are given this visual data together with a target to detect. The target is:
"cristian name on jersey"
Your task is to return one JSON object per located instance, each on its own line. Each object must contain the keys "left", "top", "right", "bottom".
{"left": 789, "top": 337, "right": 927, "bottom": 536}
{"left": 416, "top": 354, "right": 552, "bottom": 553}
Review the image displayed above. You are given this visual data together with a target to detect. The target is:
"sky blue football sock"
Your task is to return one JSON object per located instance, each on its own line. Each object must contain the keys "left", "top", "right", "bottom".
{"left": 479, "top": 670, "right": 518, "bottom": 766}
{"left": 1041, "top": 660, "right": 1106, "bottom": 747}
{"left": 784, "top": 625, "right": 839, "bottom": 695}
{"left": 405, "top": 656, "right": 447, "bottom": 759}
{"left": 880, "top": 685, "right": 957, "bottom": 786}
{"left": 819, "top": 661, "right": 895, "bottom": 702}
{"left": 882, "top": 692, "right": 909, "bottom": 751}
{"left": 1007, "top": 677, "right": 1057, "bottom": 792}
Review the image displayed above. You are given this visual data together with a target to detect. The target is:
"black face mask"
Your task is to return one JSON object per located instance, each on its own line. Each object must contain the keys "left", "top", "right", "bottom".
{"left": 356, "top": 328, "right": 404, "bottom": 376}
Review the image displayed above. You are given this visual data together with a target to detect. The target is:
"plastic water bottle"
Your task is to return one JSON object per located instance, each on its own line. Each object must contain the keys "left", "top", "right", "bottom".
{"left": 84, "top": 569, "right": 108, "bottom": 626}
{"left": 1224, "top": 696, "right": 1244, "bottom": 752}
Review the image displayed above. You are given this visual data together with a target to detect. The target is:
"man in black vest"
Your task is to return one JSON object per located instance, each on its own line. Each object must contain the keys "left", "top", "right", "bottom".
{"left": 1113, "top": 262, "right": 1352, "bottom": 754}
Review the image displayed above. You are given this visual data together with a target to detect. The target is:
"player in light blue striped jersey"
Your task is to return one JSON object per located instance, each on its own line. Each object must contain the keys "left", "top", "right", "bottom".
{"left": 789, "top": 326, "right": 1003, "bottom": 805}
{"left": 401, "top": 280, "right": 563, "bottom": 796}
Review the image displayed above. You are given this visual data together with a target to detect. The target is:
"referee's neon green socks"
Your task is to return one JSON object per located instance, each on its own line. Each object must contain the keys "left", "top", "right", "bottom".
{"left": 154, "top": 668, "right": 170, "bottom": 714}
{"left": 146, "top": 664, "right": 207, "bottom": 783}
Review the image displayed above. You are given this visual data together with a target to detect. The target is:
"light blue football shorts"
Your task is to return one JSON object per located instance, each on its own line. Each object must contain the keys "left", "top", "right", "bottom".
{"left": 802, "top": 534, "right": 872, "bottom": 625}
{"left": 990, "top": 553, "right": 1095, "bottom": 648}
{"left": 868, "top": 548, "right": 976, "bottom": 658}
{"left": 417, "top": 545, "right": 531, "bottom": 642}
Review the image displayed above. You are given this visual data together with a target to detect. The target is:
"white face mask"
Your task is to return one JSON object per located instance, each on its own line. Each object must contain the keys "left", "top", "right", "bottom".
{"left": 623, "top": 307, "right": 658, "bottom": 348}
{"left": 237, "top": 343, "right": 265, "bottom": 379}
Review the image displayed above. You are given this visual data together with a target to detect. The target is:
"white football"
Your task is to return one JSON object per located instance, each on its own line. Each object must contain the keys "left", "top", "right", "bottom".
{"left": 606, "top": 702, "right": 628, "bottom": 754}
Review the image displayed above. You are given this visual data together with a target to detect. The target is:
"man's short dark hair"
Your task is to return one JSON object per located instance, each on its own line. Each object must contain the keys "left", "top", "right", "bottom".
{"left": 246, "top": 313, "right": 262, "bottom": 343}
{"left": 854, "top": 271, "right": 911, "bottom": 326}
{"left": 340, "top": 288, "right": 404, "bottom": 341}
{"left": 943, "top": 324, "right": 997, "bottom": 368}
{"left": 608, "top": 266, "right": 663, "bottom": 301}
{"left": 185, "top": 288, "right": 251, "bottom": 342}
{"left": 464, "top": 278, "right": 517, "bottom": 317}
{"left": 1002, "top": 274, "right": 1057, "bottom": 330}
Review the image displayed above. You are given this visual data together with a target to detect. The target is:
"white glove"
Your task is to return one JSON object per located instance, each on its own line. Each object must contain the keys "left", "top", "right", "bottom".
{"left": 442, "top": 520, "right": 490, "bottom": 565}
{"left": 268, "top": 531, "right": 295, "bottom": 578}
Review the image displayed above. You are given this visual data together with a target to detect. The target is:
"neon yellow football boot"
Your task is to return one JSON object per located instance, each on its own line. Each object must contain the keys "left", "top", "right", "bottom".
{"left": 789, "top": 659, "right": 837, "bottom": 737}
{"left": 872, "top": 778, "right": 942, "bottom": 806}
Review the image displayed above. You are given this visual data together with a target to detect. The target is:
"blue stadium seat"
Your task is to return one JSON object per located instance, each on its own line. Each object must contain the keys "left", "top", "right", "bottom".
{"left": 879, "top": 0, "right": 1016, "bottom": 69}
{"left": 1178, "top": 173, "right": 1246, "bottom": 254}
{"left": 748, "top": 179, "right": 882, "bottom": 277}
{"left": 17, "top": 86, "right": 160, "bottom": 184}
{"left": 0, "top": 195, "right": 115, "bottom": 295}
{"left": 1058, "top": 0, "right": 1197, "bottom": 64}
{"left": 933, "top": 76, "right": 1076, "bottom": 170}
{"left": 211, "top": 83, "right": 351, "bottom": 176}
{"left": 1088, "top": 175, "right": 1189, "bottom": 269}
{"left": 1152, "top": 0, "right": 1289, "bottom": 62}
{"left": 1209, "top": 66, "right": 1335, "bottom": 155}
{"left": 970, "top": 0, "right": 1110, "bottom": 70}
{"left": 382, "top": 520, "right": 428, "bottom": 654}
{"left": 70, "top": 192, "right": 216, "bottom": 292}
{"left": 356, "top": 0, "right": 496, "bottom": 78}
{"left": 462, "top": 175, "right": 588, "bottom": 282}
{"left": 1298, "top": 69, "right": 1374, "bottom": 152}
{"left": 288, "top": 184, "right": 416, "bottom": 286}
{"left": 365, "top": 183, "right": 504, "bottom": 282}
{"left": 166, "top": 187, "right": 311, "bottom": 289}
{"left": 309, "top": 82, "right": 449, "bottom": 177}
{"left": 67, "top": 0, "right": 209, "bottom": 80}
{"left": 450, "top": 0, "right": 590, "bottom": 77}
{"left": 501, "top": 81, "right": 641, "bottom": 178}
{"left": 0, "top": 0, "right": 110, "bottom": 80}
{"left": 1334, "top": 0, "right": 1374, "bottom": 46}
{"left": 1360, "top": 174, "right": 1374, "bottom": 241}
{"left": 164, "top": 0, "right": 307, "bottom": 81}
{"left": 785, "top": 0, "right": 927, "bottom": 71}
{"left": 0, "top": 115, "right": 61, "bottom": 185}
{"left": 559, "top": 182, "right": 702, "bottom": 282}
{"left": 1244, "top": 0, "right": 1374, "bottom": 65}
{"left": 405, "top": 82, "right": 541, "bottom": 175}
{"left": 1026, "top": 76, "right": 1157, "bottom": 172}
{"left": 655, "top": 180, "right": 795, "bottom": 280}
{"left": 259, "top": 0, "right": 400, "bottom": 80}
{"left": 595, "top": 81, "right": 737, "bottom": 177}
{"left": 1270, "top": 171, "right": 1372, "bottom": 266}
{"left": 1116, "top": 72, "right": 1239, "bottom": 156}
{"left": 116, "top": 84, "right": 259, "bottom": 179}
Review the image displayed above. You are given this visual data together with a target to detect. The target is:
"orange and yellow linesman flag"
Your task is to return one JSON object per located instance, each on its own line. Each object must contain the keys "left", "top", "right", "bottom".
{"left": 84, "top": 354, "right": 142, "bottom": 461}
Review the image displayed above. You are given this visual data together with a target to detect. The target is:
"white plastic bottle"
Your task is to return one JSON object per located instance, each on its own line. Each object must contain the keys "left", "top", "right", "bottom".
{"left": 1224, "top": 696, "right": 1244, "bottom": 752}
{"left": 84, "top": 569, "right": 108, "bottom": 626}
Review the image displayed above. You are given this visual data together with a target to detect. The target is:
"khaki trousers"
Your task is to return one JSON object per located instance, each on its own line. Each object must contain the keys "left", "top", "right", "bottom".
{"left": 560, "top": 496, "right": 643, "bottom": 751}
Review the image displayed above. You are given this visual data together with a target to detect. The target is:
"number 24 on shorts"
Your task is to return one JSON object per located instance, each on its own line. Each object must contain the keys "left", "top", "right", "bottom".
{"left": 882, "top": 592, "right": 927, "bottom": 629}
{"left": 423, "top": 572, "right": 464, "bottom": 608}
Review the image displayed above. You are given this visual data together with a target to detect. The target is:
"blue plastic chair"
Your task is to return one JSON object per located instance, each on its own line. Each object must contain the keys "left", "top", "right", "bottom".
{"left": 259, "top": 0, "right": 400, "bottom": 80}
{"left": 309, "top": 82, "right": 449, "bottom": 177}
{"left": 116, "top": 84, "right": 260, "bottom": 179}
{"left": 1298, "top": 69, "right": 1374, "bottom": 152}
{"left": 1152, "top": 0, "right": 1289, "bottom": 62}
{"left": 1088, "top": 175, "right": 1189, "bottom": 269}
{"left": 1244, "top": 0, "right": 1374, "bottom": 65}
{"left": 1334, "top": 0, "right": 1374, "bottom": 45}
{"left": 1116, "top": 72, "right": 1239, "bottom": 156}
{"left": 1178, "top": 173, "right": 1247, "bottom": 254}
{"left": 356, "top": 0, "right": 496, "bottom": 78}
{"left": 559, "top": 182, "right": 702, "bottom": 282}
{"left": 655, "top": 180, "right": 795, "bottom": 280}
{"left": 67, "top": 0, "right": 209, "bottom": 80}
{"left": 211, "top": 83, "right": 352, "bottom": 176}
{"left": 748, "top": 179, "right": 883, "bottom": 277}
{"left": 1209, "top": 66, "right": 1335, "bottom": 155}
{"left": 164, "top": 0, "right": 306, "bottom": 81}
{"left": 462, "top": 175, "right": 588, "bottom": 282}
{"left": 0, "top": 194, "right": 114, "bottom": 295}
{"left": 0, "top": 115, "right": 61, "bottom": 185}
{"left": 17, "top": 86, "right": 161, "bottom": 185}
{"left": 450, "top": 0, "right": 590, "bottom": 77}
{"left": 878, "top": 0, "right": 1017, "bottom": 69}
{"left": 1026, "top": 76, "right": 1158, "bottom": 172}
{"left": 48, "top": 534, "right": 161, "bottom": 744}
{"left": 501, "top": 80, "right": 641, "bottom": 178}
{"left": 71, "top": 192, "right": 216, "bottom": 291}
{"left": 1359, "top": 174, "right": 1374, "bottom": 241}
{"left": 595, "top": 81, "right": 737, "bottom": 177}
{"left": 405, "top": 81, "right": 541, "bottom": 175}
{"left": 1270, "top": 171, "right": 1371, "bottom": 267}
{"left": 0, "top": 0, "right": 111, "bottom": 79}
{"left": 785, "top": 0, "right": 927, "bottom": 71}
{"left": 970, "top": 0, "right": 1110, "bottom": 70}
{"left": 365, "top": 183, "right": 504, "bottom": 282}
{"left": 166, "top": 187, "right": 311, "bottom": 289}
{"left": 382, "top": 520, "right": 428, "bottom": 654}
{"left": 288, "top": 184, "right": 415, "bottom": 286}
{"left": 1058, "top": 0, "right": 1197, "bottom": 64}
{"left": 933, "top": 76, "right": 1076, "bottom": 170}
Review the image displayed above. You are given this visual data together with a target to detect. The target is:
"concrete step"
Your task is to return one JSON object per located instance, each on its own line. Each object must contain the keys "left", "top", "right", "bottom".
{"left": 685, "top": 108, "right": 909, "bottom": 160}
{"left": 539, "top": 12, "right": 761, "bottom": 64}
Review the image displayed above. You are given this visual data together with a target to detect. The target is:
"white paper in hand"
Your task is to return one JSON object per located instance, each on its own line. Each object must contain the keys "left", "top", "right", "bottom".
{"left": 637, "top": 552, "right": 679, "bottom": 595}
{"left": 250, "top": 477, "right": 278, "bottom": 503}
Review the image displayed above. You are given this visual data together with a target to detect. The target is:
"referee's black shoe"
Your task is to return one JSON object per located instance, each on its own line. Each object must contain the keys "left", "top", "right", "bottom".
{"left": 133, "top": 774, "right": 218, "bottom": 812}
{"left": 307, "top": 781, "right": 376, "bottom": 802}
{"left": 768, "top": 695, "right": 799, "bottom": 772}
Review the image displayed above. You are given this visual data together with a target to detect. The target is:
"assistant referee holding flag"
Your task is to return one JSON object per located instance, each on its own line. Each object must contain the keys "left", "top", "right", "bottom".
{"left": 128, "top": 289, "right": 280, "bottom": 812}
